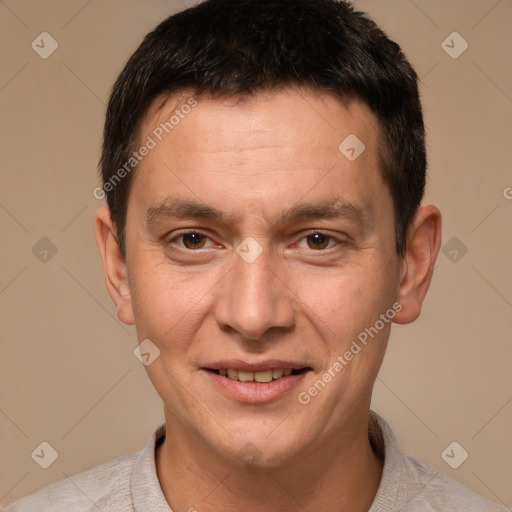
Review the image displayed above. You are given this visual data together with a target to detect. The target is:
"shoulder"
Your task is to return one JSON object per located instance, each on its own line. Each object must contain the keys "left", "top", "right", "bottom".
{"left": 401, "top": 454, "right": 509, "bottom": 511}
{"left": 3, "top": 451, "right": 140, "bottom": 512}
{"left": 369, "top": 411, "right": 508, "bottom": 512}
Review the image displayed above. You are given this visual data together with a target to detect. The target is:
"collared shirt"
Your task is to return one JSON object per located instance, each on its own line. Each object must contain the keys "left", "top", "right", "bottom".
{"left": 3, "top": 411, "right": 508, "bottom": 511}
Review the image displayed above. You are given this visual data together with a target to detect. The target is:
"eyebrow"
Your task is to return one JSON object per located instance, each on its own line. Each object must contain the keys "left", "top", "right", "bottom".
{"left": 146, "top": 197, "right": 240, "bottom": 225}
{"left": 146, "top": 196, "right": 371, "bottom": 230}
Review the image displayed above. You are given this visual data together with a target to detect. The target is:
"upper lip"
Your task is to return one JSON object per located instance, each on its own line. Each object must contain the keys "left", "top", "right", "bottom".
{"left": 203, "top": 359, "right": 312, "bottom": 372}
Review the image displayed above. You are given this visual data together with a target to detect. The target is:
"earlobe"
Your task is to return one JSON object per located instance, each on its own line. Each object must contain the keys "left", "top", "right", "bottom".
{"left": 394, "top": 205, "right": 442, "bottom": 325}
{"left": 94, "top": 206, "right": 135, "bottom": 325}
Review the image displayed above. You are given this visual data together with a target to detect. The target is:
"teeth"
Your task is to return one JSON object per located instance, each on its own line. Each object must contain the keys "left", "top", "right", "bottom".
{"left": 255, "top": 370, "right": 273, "bottom": 383}
{"left": 272, "top": 369, "right": 284, "bottom": 379}
{"left": 238, "top": 370, "right": 254, "bottom": 382}
{"left": 218, "top": 368, "right": 297, "bottom": 382}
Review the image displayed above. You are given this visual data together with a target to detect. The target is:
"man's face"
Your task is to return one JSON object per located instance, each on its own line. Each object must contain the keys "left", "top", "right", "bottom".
{"left": 123, "top": 88, "right": 403, "bottom": 465}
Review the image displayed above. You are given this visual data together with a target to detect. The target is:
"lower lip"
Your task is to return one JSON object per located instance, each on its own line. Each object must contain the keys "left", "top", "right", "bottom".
{"left": 203, "top": 370, "right": 309, "bottom": 404}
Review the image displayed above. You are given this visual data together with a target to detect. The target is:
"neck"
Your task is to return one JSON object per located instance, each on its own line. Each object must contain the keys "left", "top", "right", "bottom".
{"left": 156, "top": 411, "right": 383, "bottom": 512}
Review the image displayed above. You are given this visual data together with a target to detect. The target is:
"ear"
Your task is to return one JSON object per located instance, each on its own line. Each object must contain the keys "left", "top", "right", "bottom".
{"left": 94, "top": 206, "right": 135, "bottom": 325}
{"left": 394, "top": 205, "right": 442, "bottom": 324}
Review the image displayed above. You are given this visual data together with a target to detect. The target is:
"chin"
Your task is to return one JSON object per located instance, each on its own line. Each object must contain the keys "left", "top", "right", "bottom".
{"left": 208, "top": 427, "right": 306, "bottom": 469}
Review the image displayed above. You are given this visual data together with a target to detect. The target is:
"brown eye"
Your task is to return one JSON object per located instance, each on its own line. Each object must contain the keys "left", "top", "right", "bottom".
{"left": 306, "top": 232, "right": 330, "bottom": 250}
{"left": 182, "top": 232, "right": 206, "bottom": 249}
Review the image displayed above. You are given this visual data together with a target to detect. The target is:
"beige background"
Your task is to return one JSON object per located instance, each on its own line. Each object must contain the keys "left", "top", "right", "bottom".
{"left": 1, "top": 0, "right": 511, "bottom": 508}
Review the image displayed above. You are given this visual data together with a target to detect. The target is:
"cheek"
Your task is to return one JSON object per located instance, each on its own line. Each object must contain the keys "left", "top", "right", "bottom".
{"left": 293, "top": 263, "right": 389, "bottom": 336}
{"left": 129, "top": 265, "right": 216, "bottom": 400}
{"left": 128, "top": 259, "right": 213, "bottom": 347}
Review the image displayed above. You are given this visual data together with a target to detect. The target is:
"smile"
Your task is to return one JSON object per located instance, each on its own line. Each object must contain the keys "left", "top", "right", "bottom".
{"left": 203, "top": 364, "right": 312, "bottom": 403}
{"left": 208, "top": 368, "right": 306, "bottom": 382}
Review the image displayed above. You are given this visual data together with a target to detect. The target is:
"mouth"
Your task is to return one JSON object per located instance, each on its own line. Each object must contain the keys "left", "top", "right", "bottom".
{"left": 201, "top": 362, "right": 312, "bottom": 403}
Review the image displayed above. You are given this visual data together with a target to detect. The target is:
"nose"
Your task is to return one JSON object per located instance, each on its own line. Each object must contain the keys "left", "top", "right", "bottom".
{"left": 214, "top": 250, "right": 295, "bottom": 341}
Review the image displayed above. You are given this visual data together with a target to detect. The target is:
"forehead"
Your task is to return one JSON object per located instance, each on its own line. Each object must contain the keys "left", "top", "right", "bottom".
{"left": 139, "top": 87, "right": 378, "bottom": 154}
{"left": 130, "top": 87, "right": 388, "bottom": 221}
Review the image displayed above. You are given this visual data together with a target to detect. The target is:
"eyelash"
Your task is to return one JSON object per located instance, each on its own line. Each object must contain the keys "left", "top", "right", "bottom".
{"left": 165, "top": 230, "right": 345, "bottom": 251}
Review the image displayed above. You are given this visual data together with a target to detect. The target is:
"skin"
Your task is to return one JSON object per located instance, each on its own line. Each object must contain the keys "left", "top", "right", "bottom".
{"left": 95, "top": 86, "right": 441, "bottom": 512}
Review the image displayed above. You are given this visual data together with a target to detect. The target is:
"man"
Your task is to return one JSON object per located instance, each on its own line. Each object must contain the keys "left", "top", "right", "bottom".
{"left": 4, "top": 0, "right": 507, "bottom": 511}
